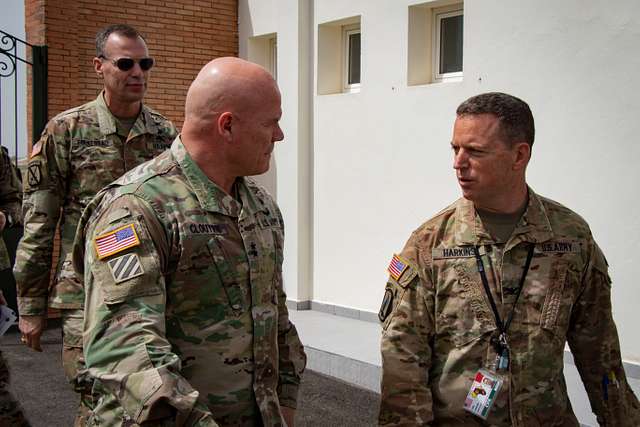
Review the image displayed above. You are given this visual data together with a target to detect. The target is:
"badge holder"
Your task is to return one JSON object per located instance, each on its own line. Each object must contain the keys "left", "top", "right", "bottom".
{"left": 463, "top": 368, "right": 504, "bottom": 419}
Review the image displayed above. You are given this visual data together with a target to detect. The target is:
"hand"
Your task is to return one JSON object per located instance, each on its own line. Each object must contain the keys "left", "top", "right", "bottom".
{"left": 0, "top": 290, "right": 6, "bottom": 306}
{"left": 0, "top": 211, "right": 5, "bottom": 231}
{"left": 281, "top": 406, "right": 296, "bottom": 427}
{"left": 19, "top": 315, "right": 45, "bottom": 352}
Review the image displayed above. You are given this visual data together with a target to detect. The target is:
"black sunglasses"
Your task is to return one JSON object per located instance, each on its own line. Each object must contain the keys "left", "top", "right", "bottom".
{"left": 100, "top": 55, "right": 155, "bottom": 71}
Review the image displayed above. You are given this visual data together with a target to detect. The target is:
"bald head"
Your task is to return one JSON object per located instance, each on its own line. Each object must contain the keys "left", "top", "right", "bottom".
{"left": 185, "top": 57, "right": 278, "bottom": 125}
{"left": 181, "top": 57, "right": 284, "bottom": 188}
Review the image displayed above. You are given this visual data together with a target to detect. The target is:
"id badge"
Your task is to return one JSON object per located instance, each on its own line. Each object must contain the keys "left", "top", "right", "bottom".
{"left": 463, "top": 368, "right": 503, "bottom": 420}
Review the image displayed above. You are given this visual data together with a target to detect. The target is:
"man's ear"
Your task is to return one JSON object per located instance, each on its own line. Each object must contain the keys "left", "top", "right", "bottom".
{"left": 217, "top": 112, "right": 234, "bottom": 142}
{"left": 513, "top": 141, "right": 531, "bottom": 171}
{"left": 93, "top": 57, "right": 104, "bottom": 77}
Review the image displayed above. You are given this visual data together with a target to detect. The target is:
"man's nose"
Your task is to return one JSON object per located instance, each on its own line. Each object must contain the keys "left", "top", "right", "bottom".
{"left": 453, "top": 150, "right": 468, "bottom": 170}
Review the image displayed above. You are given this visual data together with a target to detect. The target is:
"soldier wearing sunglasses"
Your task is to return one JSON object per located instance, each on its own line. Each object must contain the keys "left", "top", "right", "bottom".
{"left": 14, "top": 24, "right": 177, "bottom": 426}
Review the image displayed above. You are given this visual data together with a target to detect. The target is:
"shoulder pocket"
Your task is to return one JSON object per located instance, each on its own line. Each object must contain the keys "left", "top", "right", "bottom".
{"left": 91, "top": 219, "right": 162, "bottom": 305}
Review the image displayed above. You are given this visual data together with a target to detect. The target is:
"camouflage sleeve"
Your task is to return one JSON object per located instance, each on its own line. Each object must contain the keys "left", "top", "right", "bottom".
{"left": 379, "top": 233, "right": 435, "bottom": 426}
{"left": 567, "top": 240, "right": 640, "bottom": 425}
{"left": 273, "top": 206, "right": 307, "bottom": 409}
{"left": 14, "top": 124, "right": 68, "bottom": 315}
{"left": 81, "top": 195, "right": 218, "bottom": 426}
{"left": 0, "top": 147, "right": 22, "bottom": 226}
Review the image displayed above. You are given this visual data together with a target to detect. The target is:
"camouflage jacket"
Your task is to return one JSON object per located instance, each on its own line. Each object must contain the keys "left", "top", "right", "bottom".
{"left": 73, "top": 138, "right": 306, "bottom": 426}
{"left": 0, "top": 146, "right": 22, "bottom": 270}
{"left": 379, "top": 189, "right": 640, "bottom": 426}
{"left": 14, "top": 92, "right": 177, "bottom": 315}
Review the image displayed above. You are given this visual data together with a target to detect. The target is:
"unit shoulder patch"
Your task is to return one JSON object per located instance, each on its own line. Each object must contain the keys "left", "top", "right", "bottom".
{"left": 94, "top": 223, "right": 140, "bottom": 260}
{"left": 107, "top": 253, "right": 144, "bottom": 284}
{"left": 27, "top": 163, "right": 42, "bottom": 186}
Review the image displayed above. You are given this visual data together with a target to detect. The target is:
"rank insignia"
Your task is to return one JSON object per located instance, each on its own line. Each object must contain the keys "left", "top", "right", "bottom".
{"left": 388, "top": 254, "right": 409, "bottom": 281}
{"left": 107, "top": 253, "right": 144, "bottom": 284}
{"left": 94, "top": 223, "right": 140, "bottom": 259}
{"left": 27, "top": 163, "right": 41, "bottom": 186}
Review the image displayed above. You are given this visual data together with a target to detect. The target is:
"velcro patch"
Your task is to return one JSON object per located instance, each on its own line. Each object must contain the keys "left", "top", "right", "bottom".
{"left": 378, "top": 288, "right": 394, "bottom": 322}
{"left": 27, "top": 163, "right": 42, "bottom": 186}
{"left": 538, "top": 240, "right": 580, "bottom": 254}
{"left": 388, "top": 254, "right": 410, "bottom": 281}
{"left": 30, "top": 141, "right": 43, "bottom": 157}
{"left": 107, "top": 253, "right": 144, "bottom": 284}
{"left": 188, "top": 223, "right": 228, "bottom": 235}
{"left": 94, "top": 223, "right": 140, "bottom": 260}
{"left": 432, "top": 246, "right": 479, "bottom": 259}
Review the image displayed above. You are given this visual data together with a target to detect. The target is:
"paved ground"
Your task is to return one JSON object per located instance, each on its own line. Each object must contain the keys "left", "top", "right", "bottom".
{"left": 1, "top": 324, "right": 379, "bottom": 426}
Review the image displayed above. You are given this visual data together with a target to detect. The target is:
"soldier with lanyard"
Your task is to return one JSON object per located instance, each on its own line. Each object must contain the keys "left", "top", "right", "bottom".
{"left": 379, "top": 92, "right": 640, "bottom": 426}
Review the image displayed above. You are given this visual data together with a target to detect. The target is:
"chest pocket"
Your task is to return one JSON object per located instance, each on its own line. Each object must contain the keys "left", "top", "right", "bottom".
{"left": 206, "top": 236, "right": 250, "bottom": 313}
{"left": 70, "top": 140, "right": 120, "bottom": 199}
{"left": 441, "top": 258, "right": 497, "bottom": 347}
{"left": 528, "top": 253, "right": 579, "bottom": 335}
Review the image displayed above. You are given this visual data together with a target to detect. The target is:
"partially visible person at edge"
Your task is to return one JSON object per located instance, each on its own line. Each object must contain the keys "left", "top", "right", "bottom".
{"left": 1, "top": 145, "right": 21, "bottom": 273}
{"left": 73, "top": 57, "right": 306, "bottom": 426}
{"left": 0, "top": 147, "right": 29, "bottom": 426}
{"left": 14, "top": 23, "right": 177, "bottom": 426}
{"left": 378, "top": 92, "right": 640, "bottom": 426}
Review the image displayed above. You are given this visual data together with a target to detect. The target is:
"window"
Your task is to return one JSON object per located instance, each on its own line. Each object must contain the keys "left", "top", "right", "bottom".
{"left": 343, "top": 25, "right": 361, "bottom": 92}
{"left": 434, "top": 7, "right": 463, "bottom": 81}
{"left": 269, "top": 37, "right": 278, "bottom": 80}
{"left": 318, "top": 16, "right": 361, "bottom": 95}
{"left": 407, "top": 2, "right": 463, "bottom": 86}
{"left": 247, "top": 33, "right": 278, "bottom": 79}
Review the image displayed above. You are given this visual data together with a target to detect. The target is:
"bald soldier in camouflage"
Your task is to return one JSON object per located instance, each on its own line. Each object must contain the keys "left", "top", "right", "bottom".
{"left": 14, "top": 24, "right": 177, "bottom": 425}
{"left": 73, "top": 57, "right": 306, "bottom": 426}
{"left": 379, "top": 93, "right": 640, "bottom": 426}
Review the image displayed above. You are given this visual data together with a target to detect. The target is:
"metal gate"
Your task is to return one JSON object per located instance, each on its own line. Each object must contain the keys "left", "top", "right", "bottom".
{"left": 0, "top": 29, "right": 47, "bottom": 313}
{"left": 0, "top": 28, "right": 47, "bottom": 163}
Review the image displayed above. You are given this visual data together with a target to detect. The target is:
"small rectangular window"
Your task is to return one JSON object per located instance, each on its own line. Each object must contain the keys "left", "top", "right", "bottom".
{"left": 434, "top": 8, "right": 463, "bottom": 81}
{"left": 269, "top": 37, "right": 278, "bottom": 79}
{"left": 343, "top": 25, "right": 361, "bottom": 92}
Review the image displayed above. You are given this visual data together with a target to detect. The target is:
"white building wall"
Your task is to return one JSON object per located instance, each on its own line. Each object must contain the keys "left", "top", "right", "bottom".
{"left": 240, "top": 0, "right": 640, "bottom": 365}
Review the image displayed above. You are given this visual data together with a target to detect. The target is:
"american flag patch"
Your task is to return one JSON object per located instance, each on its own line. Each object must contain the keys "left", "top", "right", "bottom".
{"left": 388, "top": 254, "right": 409, "bottom": 281}
{"left": 94, "top": 223, "right": 140, "bottom": 260}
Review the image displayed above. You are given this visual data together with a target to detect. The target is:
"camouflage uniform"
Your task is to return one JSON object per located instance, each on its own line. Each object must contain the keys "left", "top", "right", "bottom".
{"left": 13, "top": 92, "right": 177, "bottom": 425}
{"left": 73, "top": 137, "right": 306, "bottom": 426}
{"left": 0, "top": 149, "right": 29, "bottom": 426}
{"left": 379, "top": 189, "right": 640, "bottom": 426}
{"left": 0, "top": 146, "right": 22, "bottom": 271}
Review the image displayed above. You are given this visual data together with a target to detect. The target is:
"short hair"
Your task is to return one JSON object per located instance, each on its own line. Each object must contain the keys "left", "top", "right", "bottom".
{"left": 95, "top": 24, "right": 145, "bottom": 57}
{"left": 456, "top": 92, "right": 535, "bottom": 147}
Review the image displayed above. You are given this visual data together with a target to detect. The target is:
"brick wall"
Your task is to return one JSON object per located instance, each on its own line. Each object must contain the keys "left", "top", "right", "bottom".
{"left": 26, "top": 0, "right": 238, "bottom": 134}
{"left": 24, "top": 0, "right": 238, "bottom": 309}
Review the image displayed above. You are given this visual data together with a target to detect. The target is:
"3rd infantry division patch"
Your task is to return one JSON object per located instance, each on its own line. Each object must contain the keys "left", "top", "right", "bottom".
{"left": 107, "top": 253, "right": 144, "bottom": 284}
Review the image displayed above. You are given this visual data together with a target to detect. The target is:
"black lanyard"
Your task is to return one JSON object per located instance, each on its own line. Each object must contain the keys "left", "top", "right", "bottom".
{"left": 474, "top": 244, "right": 535, "bottom": 346}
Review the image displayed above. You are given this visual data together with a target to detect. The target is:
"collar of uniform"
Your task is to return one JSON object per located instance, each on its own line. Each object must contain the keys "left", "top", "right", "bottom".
{"left": 454, "top": 186, "right": 554, "bottom": 247}
{"left": 171, "top": 137, "right": 242, "bottom": 217}
{"left": 505, "top": 187, "right": 554, "bottom": 249}
{"left": 235, "top": 179, "right": 271, "bottom": 223}
{"left": 94, "top": 90, "right": 158, "bottom": 140}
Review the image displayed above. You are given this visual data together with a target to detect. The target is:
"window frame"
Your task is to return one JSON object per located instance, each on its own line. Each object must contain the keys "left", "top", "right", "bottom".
{"left": 342, "top": 24, "right": 361, "bottom": 93}
{"left": 269, "top": 37, "right": 278, "bottom": 80}
{"left": 433, "top": 6, "right": 463, "bottom": 83}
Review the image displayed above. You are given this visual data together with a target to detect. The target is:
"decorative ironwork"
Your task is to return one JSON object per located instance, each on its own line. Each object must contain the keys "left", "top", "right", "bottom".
{"left": 0, "top": 29, "right": 47, "bottom": 167}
